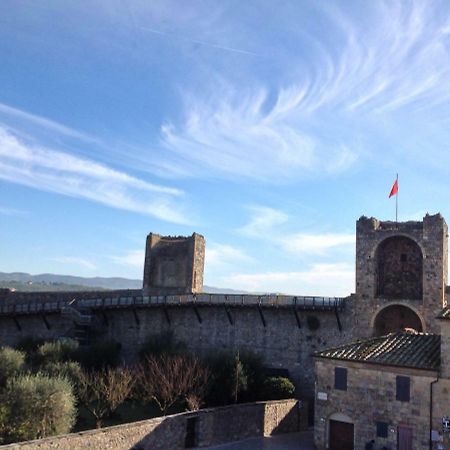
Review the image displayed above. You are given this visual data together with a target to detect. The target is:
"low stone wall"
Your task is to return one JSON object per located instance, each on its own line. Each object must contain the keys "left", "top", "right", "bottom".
{"left": 1, "top": 399, "right": 306, "bottom": 450}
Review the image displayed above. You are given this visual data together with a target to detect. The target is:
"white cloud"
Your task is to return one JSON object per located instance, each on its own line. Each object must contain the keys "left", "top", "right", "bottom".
{"left": 51, "top": 257, "right": 96, "bottom": 270}
{"left": 111, "top": 250, "right": 145, "bottom": 268}
{"left": 279, "top": 233, "right": 355, "bottom": 255}
{"left": 154, "top": 2, "right": 450, "bottom": 182}
{"left": 0, "top": 128, "right": 189, "bottom": 224}
{"left": 205, "top": 243, "right": 253, "bottom": 268}
{"left": 0, "top": 102, "right": 99, "bottom": 144}
{"left": 238, "top": 205, "right": 354, "bottom": 255}
{"left": 224, "top": 263, "right": 354, "bottom": 297}
{"left": 238, "top": 206, "right": 288, "bottom": 237}
{"left": 160, "top": 86, "right": 356, "bottom": 180}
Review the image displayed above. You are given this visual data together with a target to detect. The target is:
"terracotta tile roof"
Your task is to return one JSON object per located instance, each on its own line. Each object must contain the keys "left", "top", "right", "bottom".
{"left": 438, "top": 307, "right": 450, "bottom": 320}
{"left": 314, "top": 331, "right": 440, "bottom": 371}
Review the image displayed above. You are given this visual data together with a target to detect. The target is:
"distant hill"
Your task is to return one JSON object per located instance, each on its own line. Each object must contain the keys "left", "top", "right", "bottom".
{"left": 0, "top": 272, "right": 141, "bottom": 290}
{"left": 0, "top": 272, "right": 250, "bottom": 294}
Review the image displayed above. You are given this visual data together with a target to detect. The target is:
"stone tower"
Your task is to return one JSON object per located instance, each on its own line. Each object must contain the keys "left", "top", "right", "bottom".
{"left": 142, "top": 233, "right": 205, "bottom": 295}
{"left": 354, "top": 213, "right": 448, "bottom": 337}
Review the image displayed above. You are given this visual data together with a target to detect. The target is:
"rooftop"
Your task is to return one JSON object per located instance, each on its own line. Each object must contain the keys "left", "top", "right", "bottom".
{"left": 314, "top": 331, "right": 440, "bottom": 371}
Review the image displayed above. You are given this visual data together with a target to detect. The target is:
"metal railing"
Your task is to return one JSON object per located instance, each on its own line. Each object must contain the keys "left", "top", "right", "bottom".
{"left": 0, "top": 292, "right": 345, "bottom": 316}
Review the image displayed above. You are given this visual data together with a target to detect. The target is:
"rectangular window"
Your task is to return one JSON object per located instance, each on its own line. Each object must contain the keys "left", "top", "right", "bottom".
{"left": 396, "top": 376, "right": 410, "bottom": 401}
{"left": 376, "top": 421, "right": 388, "bottom": 438}
{"left": 334, "top": 367, "right": 347, "bottom": 391}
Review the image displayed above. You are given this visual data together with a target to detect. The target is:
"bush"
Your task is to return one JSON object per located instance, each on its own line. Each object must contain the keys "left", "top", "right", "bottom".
{"left": 1, "top": 373, "right": 76, "bottom": 443}
{"left": 260, "top": 376, "right": 295, "bottom": 400}
{"left": 139, "top": 330, "right": 186, "bottom": 359}
{"left": 0, "top": 347, "right": 26, "bottom": 386}
{"left": 77, "top": 339, "right": 122, "bottom": 370}
{"left": 41, "top": 361, "right": 83, "bottom": 388}
{"left": 35, "top": 339, "right": 79, "bottom": 365}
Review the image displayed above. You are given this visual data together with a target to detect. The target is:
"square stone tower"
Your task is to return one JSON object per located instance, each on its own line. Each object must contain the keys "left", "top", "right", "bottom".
{"left": 142, "top": 233, "right": 205, "bottom": 295}
{"left": 354, "top": 213, "right": 448, "bottom": 337}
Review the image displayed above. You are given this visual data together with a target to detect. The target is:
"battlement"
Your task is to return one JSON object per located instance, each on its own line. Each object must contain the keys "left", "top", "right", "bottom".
{"left": 357, "top": 213, "right": 445, "bottom": 233}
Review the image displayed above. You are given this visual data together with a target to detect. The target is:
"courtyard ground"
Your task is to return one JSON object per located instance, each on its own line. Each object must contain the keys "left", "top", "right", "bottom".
{"left": 198, "top": 430, "right": 315, "bottom": 450}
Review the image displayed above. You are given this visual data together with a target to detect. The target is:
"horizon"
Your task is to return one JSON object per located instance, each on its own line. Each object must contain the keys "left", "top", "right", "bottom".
{"left": 2, "top": 1, "right": 450, "bottom": 296}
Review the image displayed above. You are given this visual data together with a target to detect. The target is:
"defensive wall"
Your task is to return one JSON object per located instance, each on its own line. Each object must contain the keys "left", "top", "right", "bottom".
{"left": 1, "top": 213, "right": 447, "bottom": 408}
{"left": 0, "top": 399, "right": 307, "bottom": 450}
{"left": 0, "top": 291, "right": 352, "bottom": 400}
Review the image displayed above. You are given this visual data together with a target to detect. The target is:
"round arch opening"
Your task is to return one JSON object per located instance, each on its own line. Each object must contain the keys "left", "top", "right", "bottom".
{"left": 373, "top": 304, "right": 423, "bottom": 336}
{"left": 376, "top": 235, "right": 423, "bottom": 300}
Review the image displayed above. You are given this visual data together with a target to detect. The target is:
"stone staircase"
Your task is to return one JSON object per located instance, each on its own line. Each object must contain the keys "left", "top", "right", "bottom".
{"left": 61, "top": 304, "right": 92, "bottom": 345}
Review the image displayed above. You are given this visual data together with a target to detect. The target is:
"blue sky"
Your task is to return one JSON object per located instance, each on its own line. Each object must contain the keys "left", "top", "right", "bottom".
{"left": 1, "top": 0, "right": 450, "bottom": 295}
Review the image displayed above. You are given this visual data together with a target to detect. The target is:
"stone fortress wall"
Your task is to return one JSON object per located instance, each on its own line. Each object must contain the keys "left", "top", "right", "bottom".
{"left": 0, "top": 399, "right": 306, "bottom": 450}
{"left": 0, "top": 213, "right": 448, "bottom": 404}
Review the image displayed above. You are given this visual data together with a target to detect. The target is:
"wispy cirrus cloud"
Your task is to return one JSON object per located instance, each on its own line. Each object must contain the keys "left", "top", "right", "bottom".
{"left": 0, "top": 102, "right": 99, "bottom": 144}
{"left": 155, "top": 1, "right": 450, "bottom": 181}
{"left": 0, "top": 127, "right": 189, "bottom": 224}
{"left": 160, "top": 86, "right": 356, "bottom": 180}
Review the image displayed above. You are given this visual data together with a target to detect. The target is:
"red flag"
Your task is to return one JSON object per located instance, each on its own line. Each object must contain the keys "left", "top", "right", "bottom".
{"left": 389, "top": 179, "right": 398, "bottom": 198}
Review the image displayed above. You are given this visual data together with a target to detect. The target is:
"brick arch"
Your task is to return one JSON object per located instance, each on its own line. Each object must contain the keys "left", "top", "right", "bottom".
{"left": 372, "top": 304, "right": 424, "bottom": 336}
{"left": 375, "top": 235, "right": 423, "bottom": 299}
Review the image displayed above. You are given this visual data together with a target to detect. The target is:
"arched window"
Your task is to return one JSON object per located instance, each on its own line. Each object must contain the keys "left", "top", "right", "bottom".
{"left": 374, "top": 305, "right": 423, "bottom": 336}
{"left": 376, "top": 236, "right": 423, "bottom": 299}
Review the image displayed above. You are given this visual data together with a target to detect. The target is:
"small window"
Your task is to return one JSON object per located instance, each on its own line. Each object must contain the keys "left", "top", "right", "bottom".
{"left": 396, "top": 376, "right": 410, "bottom": 401}
{"left": 400, "top": 253, "right": 407, "bottom": 262}
{"left": 376, "top": 421, "right": 388, "bottom": 438}
{"left": 334, "top": 367, "right": 347, "bottom": 391}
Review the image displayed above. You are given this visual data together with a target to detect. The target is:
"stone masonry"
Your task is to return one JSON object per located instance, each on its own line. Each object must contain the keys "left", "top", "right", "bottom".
{"left": 314, "top": 358, "right": 436, "bottom": 450}
{"left": 143, "top": 233, "right": 205, "bottom": 295}
{"left": 0, "top": 399, "right": 306, "bottom": 450}
{"left": 354, "top": 213, "right": 448, "bottom": 337}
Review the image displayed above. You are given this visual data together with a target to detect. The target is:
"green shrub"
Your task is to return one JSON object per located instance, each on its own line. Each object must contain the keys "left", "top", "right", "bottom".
{"left": 0, "top": 347, "right": 26, "bottom": 386}
{"left": 260, "top": 376, "right": 295, "bottom": 400}
{"left": 41, "top": 361, "right": 83, "bottom": 388}
{"left": 77, "top": 339, "right": 122, "bottom": 370}
{"left": 1, "top": 373, "right": 76, "bottom": 443}
{"left": 139, "top": 330, "right": 186, "bottom": 359}
{"left": 35, "top": 339, "right": 79, "bottom": 365}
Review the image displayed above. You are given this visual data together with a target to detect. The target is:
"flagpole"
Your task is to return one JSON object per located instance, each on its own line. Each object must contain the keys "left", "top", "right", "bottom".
{"left": 396, "top": 173, "right": 398, "bottom": 224}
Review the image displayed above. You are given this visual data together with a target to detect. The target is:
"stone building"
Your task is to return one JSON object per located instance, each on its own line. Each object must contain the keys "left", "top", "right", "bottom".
{"left": 313, "top": 213, "right": 450, "bottom": 450}
{"left": 314, "top": 331, "right": 440, "bottom": 450}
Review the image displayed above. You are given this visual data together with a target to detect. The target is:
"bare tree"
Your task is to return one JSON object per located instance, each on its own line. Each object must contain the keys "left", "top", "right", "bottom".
{"left": 77, "top": 367, "right": 134, "bottom": 428}
{"left": 136, "top": 354, "right": 209, "bottom": 415}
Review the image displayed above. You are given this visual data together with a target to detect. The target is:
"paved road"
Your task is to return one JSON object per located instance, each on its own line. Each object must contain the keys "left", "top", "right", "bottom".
{"left": 199, "top": 431, "right": 315, "bottom": 450}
